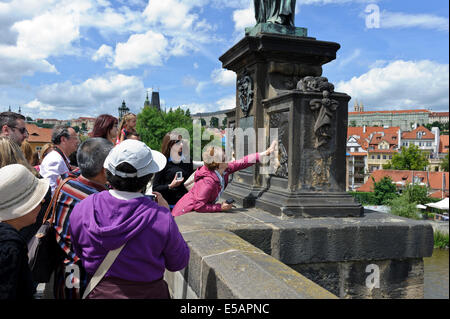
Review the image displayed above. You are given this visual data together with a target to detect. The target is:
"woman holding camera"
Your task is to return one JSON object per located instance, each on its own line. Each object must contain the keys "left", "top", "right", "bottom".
{"left": 152, "top": 133, "right": 194, "bottom": 210}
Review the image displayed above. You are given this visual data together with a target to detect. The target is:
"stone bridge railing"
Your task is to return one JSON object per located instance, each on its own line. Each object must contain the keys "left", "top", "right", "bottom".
{"left": 165, "top": 208, "right": 433, "bottom": 299}
{"left": 164, "top": 228, "right": 337, "bottom": 299}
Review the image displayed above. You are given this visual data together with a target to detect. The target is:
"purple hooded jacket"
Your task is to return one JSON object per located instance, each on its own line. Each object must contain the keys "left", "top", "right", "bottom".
{"left": 172, "top": 153, "right": 260, "bottom": 217}
{"left": 69, "top": 191, "right": 189, "bottom": 282}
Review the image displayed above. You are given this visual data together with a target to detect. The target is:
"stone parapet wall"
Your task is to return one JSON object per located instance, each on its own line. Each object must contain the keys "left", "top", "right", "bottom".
{"left": 169, "top": 207, "right": 434, "bottom": 298}
{"left": 165, "top": 229, "right": 337, "bottom": 299}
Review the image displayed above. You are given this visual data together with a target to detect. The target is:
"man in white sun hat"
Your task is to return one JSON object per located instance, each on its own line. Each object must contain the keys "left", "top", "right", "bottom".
{"left": 0, "top": 164, "right": 49, "bottom": 299}
{"left": 69, "top": 139, "right": 190, "bottom": 299}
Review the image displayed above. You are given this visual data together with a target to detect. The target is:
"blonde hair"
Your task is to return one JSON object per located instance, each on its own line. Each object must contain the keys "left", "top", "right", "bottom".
{"left": 202, "top": 146, "right": 225, "bottom": 171}
{"left": 117, "top": 113, "right": 136, "bottom": 141}
{"left": 21, "top": 140, "right": 33, "bottom": 165}
{"left": 0, "top": 136, "right": 38, "bottom": 176}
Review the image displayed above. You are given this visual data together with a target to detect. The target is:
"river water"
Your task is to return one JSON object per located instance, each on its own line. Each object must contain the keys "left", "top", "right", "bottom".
{"left": 424, "top": 249, "right": 449, "bottom": 299}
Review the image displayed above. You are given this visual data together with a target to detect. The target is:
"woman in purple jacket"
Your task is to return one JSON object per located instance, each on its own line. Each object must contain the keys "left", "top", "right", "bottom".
{"left": 172, "top": 141, "right": 277, "bottom": 217}
{"left": 69, "top": 140, "right": 189, "bottom": 299}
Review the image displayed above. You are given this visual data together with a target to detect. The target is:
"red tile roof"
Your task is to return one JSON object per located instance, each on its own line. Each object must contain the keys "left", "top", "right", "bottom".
{"left": 348, "top": 127, "right": 401, "bottom": 151}
{"left": 440, "top": 135, "right": 449, "bottom": 153}
{"left": 26, "top": 124, "right": 52, "bottom": 143}
{"left": 401, "top": 126, "right": 434, "bottom": 140}
{"left": 357, "top": 170, "right": 449, "bottom": 197}
{"left": 349, "top": 109, "right": 430, "bottom": 115}
{"left": 430, "top": 112, "right": 449, "bottom": 117}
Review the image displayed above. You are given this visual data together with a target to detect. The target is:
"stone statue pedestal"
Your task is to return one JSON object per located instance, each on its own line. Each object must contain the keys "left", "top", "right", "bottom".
{"left": 245, "top": 23, "right": 307, "bottom": 37}
{"left": 220, "top": 32, "right": 362, "bottom": 217}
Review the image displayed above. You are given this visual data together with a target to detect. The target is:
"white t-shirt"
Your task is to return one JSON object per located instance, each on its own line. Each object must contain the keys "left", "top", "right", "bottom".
{"left": 39, "top": 150, "right": 71, "bottom": 194}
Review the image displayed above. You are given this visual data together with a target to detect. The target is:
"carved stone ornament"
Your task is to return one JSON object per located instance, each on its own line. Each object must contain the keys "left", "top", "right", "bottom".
{"left": 297, "top": 76, "right": 338, "bottom": 149}
{"left": 237, "top": 70, "right": 254, "bottom": 117}
{"left": 270, "top": 112, "right": 289, "bottom": 178}
{"left": 297, "top": 76, "right": 334, "bottom": 93}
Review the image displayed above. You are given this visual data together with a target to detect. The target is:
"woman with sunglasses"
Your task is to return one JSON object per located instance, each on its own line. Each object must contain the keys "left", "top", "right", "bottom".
{"left": 152, "top": 133, "right": 194, "bottom": 210}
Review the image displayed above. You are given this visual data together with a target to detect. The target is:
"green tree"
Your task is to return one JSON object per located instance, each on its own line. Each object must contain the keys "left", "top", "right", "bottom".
{"left": 382, "top": 145, "right": 429, "bottom": 170}
{"left": 389, "top": 195, "right": 421, "bottom": 220}
{"left": 210, "top": 117, "right": 219, "bottom": 128}
{"left": 372, "top": 176, "right": 398, "bottom": 205}
{"left": 73, "top": 126, "right": 80, "bottom": 133}
{"left": 349, "top": 120, "right": 357, "bottom": 127}
{"left": 441, "top": 153, "right": 449, "bottom": 172}
{"left": 136, "top": 106, "right": 193, "bottom": 153}
{"left": 26, "top": 116, "right": 33, "bottom": 122}
{"left": 81, "top": 122, "right": 87, "bottom": 132}
{"left": 200, "top": 118, "right": 206, "bottom": 126}
{"left": 222, "top": 117, "right": 228, "bottom": 129}
{"left": 403, "top": 184, "right": 429, "bottom": 205}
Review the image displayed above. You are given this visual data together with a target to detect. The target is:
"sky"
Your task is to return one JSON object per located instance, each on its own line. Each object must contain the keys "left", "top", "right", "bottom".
{"left": 0, "top": 0, "right": 448, "bottom": 120}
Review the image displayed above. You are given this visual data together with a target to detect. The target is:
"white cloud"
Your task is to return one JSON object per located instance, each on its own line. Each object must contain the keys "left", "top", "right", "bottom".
{"left": 193, "top": 62, "right": 199, "bottom": 69}
{"left": 92, "top": 44, "right": 114, "bottom": 62}
{"left": 336, "top": 60, "right": 449, "bottom": 111}
{"left": 338, "top": 49, "right": 361, "bottom": 68}
{"left": 31, "top": 73, "right": 145, "bottom": 116}
{"left": 183, "top": 75, "right": 198, "bottom": 87}
{"left": 195, "top": 81, "right": 209, "bottom": 94}
{"left": 180, "top": 103, "right": 208, "bottom": 114}
{"left": 299, "top": 0, "right": 377, "bottom": 4}
{"left": 380, "top": 11, "right": 449, "bottom": 32}
{"left": 0, "top": 46, "right": 57, "bottom": 85}
{"left": 143, "top": 0, "right": 201, "bottom": 30}
{"left": 211, "top": 68, "right": 236, "bottom": 86}
{"left": 232, "top": 6, "right": 255, "bottom": 32}
{"left": 216, "top": 95, "right": 235, "bottom": 110}
{"left": 113, "top": 30, "right": 169, "bottom": 70}
{"left": 25, "top": 99, "right": 56, "bottom": 111}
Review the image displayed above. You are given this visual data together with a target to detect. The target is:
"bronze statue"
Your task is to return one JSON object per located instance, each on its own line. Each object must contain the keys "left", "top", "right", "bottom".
{"left": 254, "top": 0, "right": 296, "bottom": 27}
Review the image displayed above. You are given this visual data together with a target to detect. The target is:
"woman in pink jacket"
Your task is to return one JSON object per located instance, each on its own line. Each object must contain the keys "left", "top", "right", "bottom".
{"left": 171, "top": 141, "right": 277, "bottom": 217}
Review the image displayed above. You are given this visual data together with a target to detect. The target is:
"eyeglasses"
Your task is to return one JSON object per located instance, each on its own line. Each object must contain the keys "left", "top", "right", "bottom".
{"left": 10, "top": 126, "right": 28, "bottom": 135}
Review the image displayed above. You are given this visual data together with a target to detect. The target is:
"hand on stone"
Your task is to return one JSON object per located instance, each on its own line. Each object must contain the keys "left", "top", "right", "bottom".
{"left": 221, "top": 202, "right": 233, "bottom": 211}
{"left": 262, "top": 140, "right": 277, "bottom": 157}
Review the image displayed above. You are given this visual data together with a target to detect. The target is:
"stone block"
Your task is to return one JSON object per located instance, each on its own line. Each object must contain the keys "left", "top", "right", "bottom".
{"left": 173, "top": 228, "right": 337, "bottom": 299}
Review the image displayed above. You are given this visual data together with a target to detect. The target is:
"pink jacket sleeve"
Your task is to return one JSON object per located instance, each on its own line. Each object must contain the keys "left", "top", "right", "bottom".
{"left": 192, "top": 178, "right": 223, "bottom": 213}
{"left": 226, "top": 153, "right": 260, "bottom": 175}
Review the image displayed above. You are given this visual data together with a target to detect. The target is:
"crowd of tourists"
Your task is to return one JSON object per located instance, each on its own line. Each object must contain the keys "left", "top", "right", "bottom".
{"left": 0, "top": 110, "right": 276, "bottom": 299}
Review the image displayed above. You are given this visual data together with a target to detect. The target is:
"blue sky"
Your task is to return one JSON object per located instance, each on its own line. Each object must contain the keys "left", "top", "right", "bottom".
{"left": 0, "top": 0, "right": 448, "bottom": 120}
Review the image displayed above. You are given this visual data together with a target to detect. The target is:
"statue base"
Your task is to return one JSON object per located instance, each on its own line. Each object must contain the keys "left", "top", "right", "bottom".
{"left": 245, "top": 23, "right": 308, "bottom": 37}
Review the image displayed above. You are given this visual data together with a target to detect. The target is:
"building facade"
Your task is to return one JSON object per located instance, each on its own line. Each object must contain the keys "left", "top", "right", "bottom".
{"left": 349, "top": 109, "right": 430, "bottom": 131}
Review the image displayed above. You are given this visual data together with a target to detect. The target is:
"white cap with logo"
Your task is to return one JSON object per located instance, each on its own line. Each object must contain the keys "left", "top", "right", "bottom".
{"left": 104, "top": 139, "right": 167, "bottom": 178}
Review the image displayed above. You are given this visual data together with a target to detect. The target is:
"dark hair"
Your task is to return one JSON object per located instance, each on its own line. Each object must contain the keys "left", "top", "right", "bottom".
{"left": 91, "top": 114, "right": 118, "bottom": 139}
{"left": 125, "top": 129, "right": 139, "bottom": 139}
{"left": 0, "top": 112, "right": 25, "bottom": 129}
{"left": 77, "top": 138, "right": 114, "bottom": 178}
{"left": 160, "top": 133, "right": 182, "bottom": 159}
{"left": 51, "top": 125, "right": 71, "bottom": 145}
{"left": 106, "top": 162, "right": 153, "bottom": 192}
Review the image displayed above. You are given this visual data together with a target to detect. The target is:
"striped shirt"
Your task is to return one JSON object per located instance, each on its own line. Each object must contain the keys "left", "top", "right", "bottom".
{"left": 54, "top": 174, "right": 106, "bottom": 264}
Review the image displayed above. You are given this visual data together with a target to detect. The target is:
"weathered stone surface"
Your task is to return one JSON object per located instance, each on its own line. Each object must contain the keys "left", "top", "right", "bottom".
{"left": 291, "top": 259, "right": 425, "bottom": 298}
{"left": 175, "top": 208, "right": 434, "bottom": 264}
{"left": 169, "top": 229, "right": 336, "bottom": 299}
{"left": 173, "top": 208, "right": 433, "bottom": 299}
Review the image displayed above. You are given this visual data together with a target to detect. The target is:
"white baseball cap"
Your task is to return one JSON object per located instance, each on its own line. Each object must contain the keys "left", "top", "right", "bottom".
{"left": 0, "top": 164, "right": 49, "bottom": 222}
{"left": 104, "top": 139, "right": 167, "bottom": 178}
